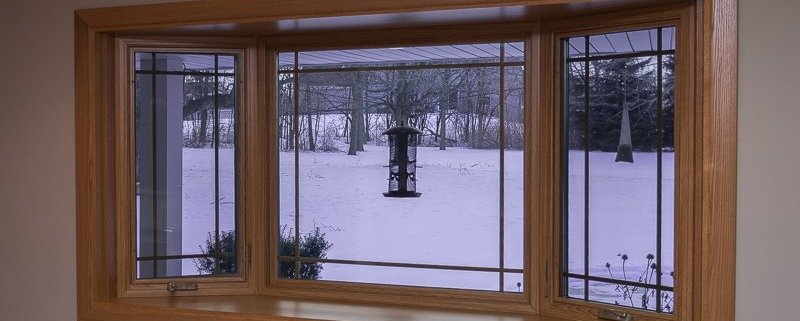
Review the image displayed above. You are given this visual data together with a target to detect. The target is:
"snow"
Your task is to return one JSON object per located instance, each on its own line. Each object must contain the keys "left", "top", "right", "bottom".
{"left": 144, "top": 144, "right": 674, "bottom": 296}
{"left": 280, "top": 145, "right": 524, "bottom": 291}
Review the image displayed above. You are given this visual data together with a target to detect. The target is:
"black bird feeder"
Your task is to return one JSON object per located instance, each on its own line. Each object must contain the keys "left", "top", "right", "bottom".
{"left": 382, "top": 124, "right": 422, "bottom": 198}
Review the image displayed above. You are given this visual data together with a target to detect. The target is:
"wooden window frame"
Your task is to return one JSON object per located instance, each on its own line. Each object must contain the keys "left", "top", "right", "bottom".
{"left": 75, "top": 1, "right": 736, "bottom": 321}
{"left": 113, "top": 37, "right": 260, "bottom": 297}
{"left": 260, "top": 36, "right": 535, "bottom": 313}
{"left": 536, "top": 7, "right": 694, "bottom": 321}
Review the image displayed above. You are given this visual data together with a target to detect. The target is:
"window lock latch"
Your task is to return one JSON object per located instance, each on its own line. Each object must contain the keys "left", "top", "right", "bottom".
{"left": 598, "top": 309, "right": 634, "bottom": 321}
{"left": 167, "top": 282, "right": 198, "bottom": 293}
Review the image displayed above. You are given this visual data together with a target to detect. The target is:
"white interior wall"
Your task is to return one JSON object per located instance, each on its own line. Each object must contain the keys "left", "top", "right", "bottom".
{"left": 736, "top": 0, "right": 800, "bottom": 319}
{"left": 0, "top": 0, "right": 796, "bottom": 320}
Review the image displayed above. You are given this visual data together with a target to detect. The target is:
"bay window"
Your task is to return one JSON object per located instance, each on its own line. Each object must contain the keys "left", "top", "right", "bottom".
{"left": 75, "top": 1, "right": 736, "bottom": 321}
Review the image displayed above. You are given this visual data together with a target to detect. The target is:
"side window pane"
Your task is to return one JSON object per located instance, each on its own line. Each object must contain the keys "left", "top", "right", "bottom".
{"left": 135, "top": 53, "right": 238, "bottom": 278}
{"left": 562, "top": 27, "right": 675, "bottom": 313}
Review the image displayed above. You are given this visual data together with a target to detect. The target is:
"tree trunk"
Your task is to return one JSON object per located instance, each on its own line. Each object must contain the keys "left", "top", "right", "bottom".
{"left": 302, "top": 84, "right": 315, "bottom": 151}
{"left": 392, "top": 69, "right": 411, "bottom": 126}
{"left": 306, "top": 112, "right": 315, "bottom": 151}
{"left": 349, "top": 72, "right": 365, "bottom": 155}
{"left": 439, "top": 71, "right": 451, "bottom": 150}
{"left": 199, "top": 109, "right": 209, "bottom": 146}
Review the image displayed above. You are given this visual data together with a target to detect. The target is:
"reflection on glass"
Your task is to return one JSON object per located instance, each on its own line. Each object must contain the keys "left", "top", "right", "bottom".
{"left": 135, "top": 53, "right": 237, "bottom": 278}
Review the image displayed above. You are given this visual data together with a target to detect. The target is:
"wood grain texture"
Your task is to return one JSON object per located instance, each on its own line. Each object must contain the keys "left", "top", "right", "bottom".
{"left": 697, "top": 0, "right": 737, "bottom": 320}
{"left": 75, "top": 14, "right": 94, "bottom": 316}
{"left": 672, "top": 6, "right": 697, "bottom": 321}
{"left": 525, "top": 24, "right": 542, "bottom": 313}
{"left": 75, "top": 0, "right": 678, "bottom": 32}
{"left": 94, "top": 296, "right": 573, "bottom": 321}
{"left": 264, "top": 46, "right": 279, "bottom": 293}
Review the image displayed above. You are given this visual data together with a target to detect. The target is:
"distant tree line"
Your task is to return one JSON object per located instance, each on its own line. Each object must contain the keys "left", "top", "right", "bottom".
{"left": 169, "top": 54, "right": 675, "bottom": 154}
{"left": 277, "top": 61, "right": 526, "bottom": 154}
{"left": 565, "top": 55, "right": 675, "bottom": 153}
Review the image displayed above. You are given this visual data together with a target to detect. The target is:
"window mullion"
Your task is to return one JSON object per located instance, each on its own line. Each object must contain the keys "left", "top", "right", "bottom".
{"left": 655, "top": 27, "right": 664, "bottom": 313}
{"left": 214, "top": 54, "right": 222, "bottom": 275}
{"left": 293, "top": 51, "right": 301, "bottom": 278}
{"left": 499, "top": 42, "right": 506, "bottom": 292}
{"left": 582, "top": 34, "right": 590, "bottom": 302}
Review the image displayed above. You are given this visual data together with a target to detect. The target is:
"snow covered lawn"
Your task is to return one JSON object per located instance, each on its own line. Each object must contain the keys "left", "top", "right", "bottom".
{"left": 169, "top": 145, "right": 674, "bottom": 296}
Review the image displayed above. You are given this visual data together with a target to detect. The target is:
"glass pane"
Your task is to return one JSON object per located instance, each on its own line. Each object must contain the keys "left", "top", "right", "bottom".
{"left": 277, "top": 54, "right": 298, "bottom": 258}
{"left": 565, "top": 277, "right": 585, "bottom": 299}
{"left": 588, "top": 280, "right": 670, "bottom": 311}
{"left": 278, "top": 42, "right": 524, "bottom": 291}
{"left": 661, "top": 53, "right": 676, "bottom": 288}
{"left": 292, "top": 68, "right": 501, "bottom": 267}
{"left": 661, "top": 27, "right": 677, "bottom": 51}
{"left": 135, "top": 52, "right": 237, "bottom": 278}
{"left": 588, "top": 281, "right": 620, "bottom": 307}
{"left": 218, "top": 55, "right": 236, "bottom": 73}
{"left": 567, "top": 26, "right": 676, "bottom": 60}
{"left": 565, "top": 58, "right": 587, "bottom": 275}
{"left": 504, "top": 272, "right": 524, "bottom": 293}
{"left": 302, "top": 263, "right": 500, "bottom": 291}
{"left": 562, "top": 27, "right": 675, "bottom": 313}
{"left": 218, "top": 74, "right": 236, "bottom": 234}
{"left": 505, "top": 42, "right": 525, "bottom": 63}
{"left": 504, "top": 65, "right": 524, "bottom": 270}
{"left": 587, "top": 57, "right": 658, "bottom": 280}
{"left": 286, "top": 43, "right": 510, "bottom": 71}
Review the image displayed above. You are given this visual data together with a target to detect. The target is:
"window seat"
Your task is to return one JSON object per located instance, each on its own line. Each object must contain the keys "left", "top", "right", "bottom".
{"left": 92, "top": 296, "right": 572, "bottom": 321}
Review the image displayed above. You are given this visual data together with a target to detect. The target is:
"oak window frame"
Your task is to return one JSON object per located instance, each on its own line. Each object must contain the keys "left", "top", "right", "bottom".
{"left": 536, "top": 7, "right": 694, "bottom": 321}
{"left": 261, "top": 37, "right": 534, "bottom": 311}
{"left": 75, "top": 1, "right": 736, "bottom": 321}
{"left": 114, "top": 37, "right": 260, "bottom": 297}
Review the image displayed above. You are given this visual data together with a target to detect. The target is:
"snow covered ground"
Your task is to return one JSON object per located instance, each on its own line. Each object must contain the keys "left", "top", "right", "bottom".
{"left": 150, "top": 144, "right": 674, "bottom": 302}
{"left": 280, "top": 144, "right": 524, "bottom": 291}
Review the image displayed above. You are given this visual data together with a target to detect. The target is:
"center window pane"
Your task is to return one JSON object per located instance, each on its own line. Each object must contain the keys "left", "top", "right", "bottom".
{"left": 276, "top": 42, "right": 525, "bottom": 292}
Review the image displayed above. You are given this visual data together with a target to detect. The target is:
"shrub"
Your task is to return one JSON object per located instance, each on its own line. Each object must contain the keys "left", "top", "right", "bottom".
{"left": 278, "top": 225, "right": 332, "bottom": 279}
{"left": 194, "top": 226, "right": 332, "bottom": 279}
{"left": 194, "top": 230, "right": 237, "bottom": 275}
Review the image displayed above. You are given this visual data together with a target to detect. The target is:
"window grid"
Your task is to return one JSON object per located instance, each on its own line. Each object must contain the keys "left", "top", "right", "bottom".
{"left": 134, "top": 53, "right": 237, "bottom": 278}
{"left": 278, "top": 42, "right": 523, "bottom": 292}
{"left": 561, "top": 27, "right": 674, "bottom": 312}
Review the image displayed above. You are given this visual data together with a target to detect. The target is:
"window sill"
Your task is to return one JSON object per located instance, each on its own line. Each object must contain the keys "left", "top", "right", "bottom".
{"left": 85, "top": 295, "right": 572, "bottom": 321}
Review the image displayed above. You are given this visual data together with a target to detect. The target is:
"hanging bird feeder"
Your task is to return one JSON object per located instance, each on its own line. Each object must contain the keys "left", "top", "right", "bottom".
{"left": 615, "top": 73, "right": 634, "bottom": 163}
{"left": 382, "top": 123, "right": 422, "bottom": 197}
{"left": 615, "top": 103, "right": 634, "bottom": 163}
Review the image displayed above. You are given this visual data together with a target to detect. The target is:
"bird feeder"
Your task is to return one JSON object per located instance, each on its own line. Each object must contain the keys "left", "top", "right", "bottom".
{"left": 382, "top": 124, "right": 422, "bottom": 197}
{"left": 615, "top": 104, "right": 634, "bottom": 163}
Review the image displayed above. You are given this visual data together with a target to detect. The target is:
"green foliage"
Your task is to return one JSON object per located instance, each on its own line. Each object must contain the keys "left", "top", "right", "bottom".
{"left": 194, "top": 227, "right": 332, "bottom": 279}
{"left": 278, "top": 225, "right": 332, "bottom": 280}
{"left": 194, "top": 230, "right": 237, "bottom": 275}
